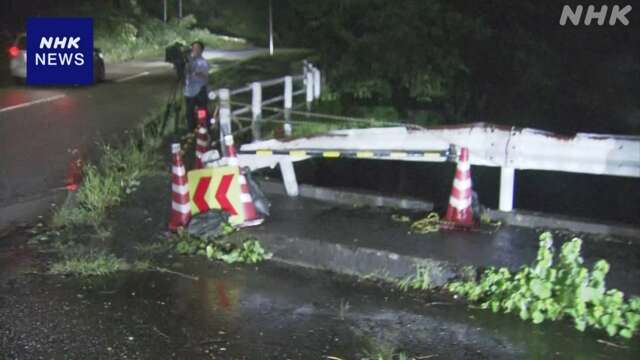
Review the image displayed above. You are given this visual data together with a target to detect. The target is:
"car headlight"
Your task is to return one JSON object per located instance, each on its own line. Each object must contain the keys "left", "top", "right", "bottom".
{"left": 98, "top": 53, "right": 103, "bottom": 59}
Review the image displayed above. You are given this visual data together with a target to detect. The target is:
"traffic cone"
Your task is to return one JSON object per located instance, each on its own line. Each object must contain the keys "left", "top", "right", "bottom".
{"left": 444, "top": 147, "right": 474, "bottom": 227}
{"left": 194, "top": 125, "right": 209, "bottom": 169}
{"left": 224, "top": 135, "right": 239, "bottom": 167}
{"left": 169, "top": 143, "right": 191, "bottom": 231}
{"left": 224, "top": 135, "right": 263, "bottom": 227}
{"left": 238, "top": 169, "right": 264, "bottom": 227}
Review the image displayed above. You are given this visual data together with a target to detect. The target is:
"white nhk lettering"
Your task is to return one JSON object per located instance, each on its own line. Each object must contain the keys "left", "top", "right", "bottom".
{"left": 560, "top": 5, "right": 632, "bottom": 26}
{"left": 39, "top": 37, "right": 81, "bottom": 49}
{"left": 34, "top": 36, "right": 85, "bottom": 66}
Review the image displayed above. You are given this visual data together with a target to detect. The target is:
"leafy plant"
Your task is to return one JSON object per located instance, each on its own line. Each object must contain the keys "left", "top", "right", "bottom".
{"left": 173, "top": 228, "right": 271, "bottom": 264}
{"left": 398, "top": 265, "right": 431, "bottom": 291}
{"left": 448, "top": 232, "right": 640, "bottom": 338}
{"left": 205, "top": 239, "right": 272, "bottom": 264}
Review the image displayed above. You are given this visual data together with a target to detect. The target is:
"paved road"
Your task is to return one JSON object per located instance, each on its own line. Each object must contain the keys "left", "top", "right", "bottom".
{"left": 2, "top": 233, "right": 637, "bottom": 359}
{"left": 0, "top": 48, "right": 265, "bottom": 227}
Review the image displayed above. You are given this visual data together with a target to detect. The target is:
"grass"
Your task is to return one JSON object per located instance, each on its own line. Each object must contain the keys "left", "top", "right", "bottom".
{"left": 210, "top": 49, "right": 313, "bottom": 89}
{"left": 49, "top": 252, "right": 154, "bottom": 277}
{"left": 50, "top": 252, "right": 128, "bottom": 276}
{"left": 398, "top": 265, "right": 432, "bottom": 292}
{"left": 51, "top": 109, "right": 167, "bottom": 229}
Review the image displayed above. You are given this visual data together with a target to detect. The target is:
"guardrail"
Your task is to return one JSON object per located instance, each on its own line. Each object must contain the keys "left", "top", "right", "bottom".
{"left": 206, "top": 60, "right": 640, "bottom": 215}
{"left": 209, "top": 60, "right": 321, "bottom": 149}
{"left": 240, "top": 125, "right": 640, "bottom": 212}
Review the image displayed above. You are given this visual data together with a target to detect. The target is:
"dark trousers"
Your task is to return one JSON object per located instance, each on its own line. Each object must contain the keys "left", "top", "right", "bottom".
{"left": 184, "top": 86, "right": 208, "bottom": 132}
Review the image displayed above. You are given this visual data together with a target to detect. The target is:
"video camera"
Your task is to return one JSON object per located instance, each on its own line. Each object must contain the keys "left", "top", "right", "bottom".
{"left": 165, "top": 42, "right": 190, "bottom": 81}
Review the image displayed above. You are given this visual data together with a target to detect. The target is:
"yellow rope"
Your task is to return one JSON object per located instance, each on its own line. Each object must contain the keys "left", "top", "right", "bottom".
{"left": 410, "top": 212, "right": 440, "bottom": 234}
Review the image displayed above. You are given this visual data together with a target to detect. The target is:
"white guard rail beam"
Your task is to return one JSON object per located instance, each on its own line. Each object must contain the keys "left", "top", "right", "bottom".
{"left": 240, "top": 123, "right": 640, "bottom": 178}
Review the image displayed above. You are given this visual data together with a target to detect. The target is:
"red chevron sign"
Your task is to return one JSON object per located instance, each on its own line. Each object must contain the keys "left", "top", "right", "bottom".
{"left": 215, "top": 174, "right": 237, "bottom": 215}
{"left": 193, "top": 176, "right": 212, "bottom": 213}
{"left": 188, "top": 167, "right": 243, "bottom": 225}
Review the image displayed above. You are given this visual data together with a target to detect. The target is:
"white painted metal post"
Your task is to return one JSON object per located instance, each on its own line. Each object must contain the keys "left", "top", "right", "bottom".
{"left": 284, "top": 75, "right": 293, "bottom": 136}
{"left": 163, "top": 0, "right": 167, "bottom": 23}
{"left": 279, "top": 159, "right": 299, "bottom": 196}
{"left": 219, "top": 89, "right": 231, "bottom": 156}
{"left": 499, "top": 167, "right": 515, "bottom": 212}
{"left": 306, "top": 70, "right": 314, "bottom": 110}
{"left": 284, "top": 76, "right": 293, "bottom": 109}
{"left": 268, "top": 0, "right": 274, "bottom": 56}
{"left": 251, "top": 82, "right": 262, "bottom": 140}
{"left": 313, "top": 68, "right": 321, "bottom": 99}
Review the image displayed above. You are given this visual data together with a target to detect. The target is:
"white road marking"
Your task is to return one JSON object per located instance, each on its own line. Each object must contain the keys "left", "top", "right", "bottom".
{"left": 115, "top": 71, "right": 150, "bottom": 83}
{"left": 0, "top": 94, "right": 66, "bottom": 113}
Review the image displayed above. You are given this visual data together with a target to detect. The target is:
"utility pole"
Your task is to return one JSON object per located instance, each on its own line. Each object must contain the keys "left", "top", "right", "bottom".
{"left": 178, "top": 0, "right": 183, "bottom": 18}
{"left": 163, "top": 0, "right": 167, "bottom": 23}
{"left": 268, "top": 0, "right": 274, "bottom": 55}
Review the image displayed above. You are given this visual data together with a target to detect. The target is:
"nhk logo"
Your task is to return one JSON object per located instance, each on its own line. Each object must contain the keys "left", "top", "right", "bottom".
{"left": 27, "top": 17, "right": 93, "bottom": 85}
{"left": 560, "top": 5, "right": 632, "bottom": 26}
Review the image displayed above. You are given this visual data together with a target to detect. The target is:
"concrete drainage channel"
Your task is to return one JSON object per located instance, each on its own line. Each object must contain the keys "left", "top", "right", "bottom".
{"left": 246, "top": 179, "right": 640, "bottom": 295}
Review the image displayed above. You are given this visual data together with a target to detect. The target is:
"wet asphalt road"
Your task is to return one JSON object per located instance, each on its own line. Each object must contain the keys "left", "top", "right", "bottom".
{"left": 1, "top": 234, "right": 638, "bottom": 360}
{"left": 0, "top": 60, "right": 175, "bottom": 221}
{"left": 0, "top": 49, "right": 265, "bottom": 227}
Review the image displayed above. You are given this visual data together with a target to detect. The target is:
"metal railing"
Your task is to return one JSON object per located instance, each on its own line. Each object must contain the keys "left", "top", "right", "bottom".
{"left": 206, "top": 60, "right": 640, "bottom": 215}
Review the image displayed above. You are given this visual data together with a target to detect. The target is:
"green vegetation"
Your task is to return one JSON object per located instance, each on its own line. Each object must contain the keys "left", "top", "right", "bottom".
{"left": 51, "top": 140, "right": 160, "bottom": 228}
{"left": 174, "top": 228, "right": 271, "bottom": 264}
{"left": 50, "top": 252, "right": 128, "bottom": 276}
{"left": 94, "top": 14, "right": 246, "bottom": 62}
{"left": 398, "top": 265, "right": 432, "bottom": 292}
{"left": 35, "top": 1, "right": 248, "bottom": 63}
{"left": 210, "top": 50, "right": 312, "bottom": 89}
{"left": 448, "top": 232, "right": 640, "bottom": 339}
{"left": 277, "top": 0, "right": 640, "bottom": 134}
{"left": 51, "top": 108, "right": 168, "bottom": 229}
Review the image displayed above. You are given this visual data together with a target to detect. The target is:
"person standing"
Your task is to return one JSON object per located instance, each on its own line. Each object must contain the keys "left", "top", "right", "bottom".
{"left": 184, "top": 40, "right": 209, "bottom": 132}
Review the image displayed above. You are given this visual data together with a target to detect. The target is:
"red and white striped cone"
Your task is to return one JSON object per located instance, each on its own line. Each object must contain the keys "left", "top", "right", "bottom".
{"left": 194, "top": 125, "right": 209, "bottom": 169}
{"left": 169, "top": 143, "right": 191, "bottom": 231}
{"left": 444, "top": 147, "right": 474, "bottom": 227}
{"left": 224, "top": 135, "right": 263, "bottom": 227}
{"left": 224, "top": 135, "right": 239, "bottom": 167}
{"left": 238, "top": 170, "right": 264, "bottom": 227}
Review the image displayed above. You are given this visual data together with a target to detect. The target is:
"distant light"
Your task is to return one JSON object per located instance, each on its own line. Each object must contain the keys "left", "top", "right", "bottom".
{"left": 8, "top": 46, "right": 19, "bottom": 57}
{"left": 197, "top": 109, "right": 207, "bottom": 120}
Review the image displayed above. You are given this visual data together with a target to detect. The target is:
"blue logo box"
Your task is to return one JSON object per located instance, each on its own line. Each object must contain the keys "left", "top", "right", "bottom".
{"left": 26, "top": 17, "right": 94, "bottom": 85}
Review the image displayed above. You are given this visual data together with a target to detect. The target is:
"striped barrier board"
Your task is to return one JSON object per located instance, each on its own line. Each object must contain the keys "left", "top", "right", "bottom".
{"left": 238, "top": 148, "right": 457, "bottom": 162}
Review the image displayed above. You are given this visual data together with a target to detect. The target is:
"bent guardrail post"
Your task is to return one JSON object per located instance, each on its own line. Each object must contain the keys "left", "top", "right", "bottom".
{"left": 279, "top": 159, "right": 299, "bottom": 197}
{"left": 251, "top": 81, "right": 263, "bottom": 141}
{"left": 218, "top": 88, "right": 231, "bottom": 157}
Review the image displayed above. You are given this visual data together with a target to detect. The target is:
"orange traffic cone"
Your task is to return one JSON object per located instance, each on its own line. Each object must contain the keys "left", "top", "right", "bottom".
{"left": 169, "top": 143, "right": 191, "bottom": 231}
{"left": 238, "top": 170, "right": 264, "bottom": 227}
{"left": 444, "top": 147, "right": 474, "bottom": 227}
{"left": 195, "top": 125, "right": 209, "bottom": 169}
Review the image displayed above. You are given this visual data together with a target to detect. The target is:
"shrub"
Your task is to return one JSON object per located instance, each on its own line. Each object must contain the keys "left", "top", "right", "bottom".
{"left": 448, "top": 232, "right": 640, "bottom": 338}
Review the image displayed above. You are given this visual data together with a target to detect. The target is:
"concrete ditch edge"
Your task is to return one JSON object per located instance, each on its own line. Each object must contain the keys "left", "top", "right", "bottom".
{"left": 259, "top": 179, "right": 640, "bottom": 242}
{"left": 256, "top": 233, "right": 471, "bottom": 288}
